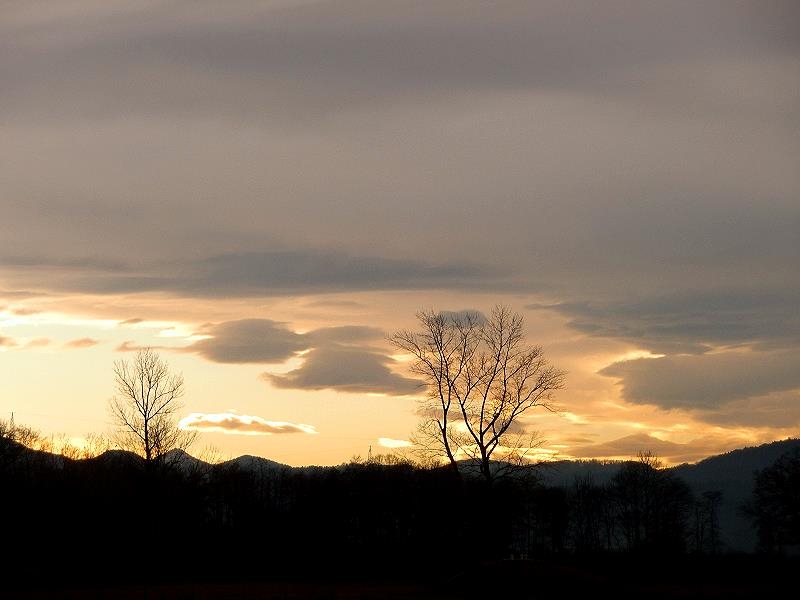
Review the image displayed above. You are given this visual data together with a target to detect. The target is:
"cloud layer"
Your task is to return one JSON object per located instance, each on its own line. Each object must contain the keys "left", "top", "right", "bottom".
{"left": 600, "top": 351, "right": 800, "bottom": 410}
{"left": 536, "top": 288, "right": 800, "bottom": 355}
{"left": 1, "top": 1, "right": 797, "bottom": 461}
{"left": 186, "top": 319, "right": 419, "bottom": 395}
{"left": 265, "top": 344, "right": 421, "bottom": 396}
{"left": 179, "top": 412, "right": 317, "bottom": 436}
{"left": 2, "top": 1, "right": 796, "bottom": 302}
{"left": 189, "top": 319, "right": 307, "bottom": 364}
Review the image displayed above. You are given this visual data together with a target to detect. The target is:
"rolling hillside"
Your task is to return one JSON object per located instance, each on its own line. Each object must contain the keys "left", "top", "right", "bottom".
{"left": 536, "top": 438, "right": 800, "bottom": 552}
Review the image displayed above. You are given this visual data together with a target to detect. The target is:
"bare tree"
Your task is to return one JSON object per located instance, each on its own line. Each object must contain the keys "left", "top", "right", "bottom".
{"left": 109, "top": 347, "right": 196, "bottom": 466}
{"left": 389, "top": 304, "right": 565, "bottom": 483}
{"left": 612, "top": 451, "right": 693, "bottom": 552}
{"left": 693, "top": 490, "right": 723, "bottom": 555}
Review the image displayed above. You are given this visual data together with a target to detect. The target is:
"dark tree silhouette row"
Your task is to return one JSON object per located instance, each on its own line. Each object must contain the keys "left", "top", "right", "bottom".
{"left": 3, "top": 417, "right": 797, "bottom": 594}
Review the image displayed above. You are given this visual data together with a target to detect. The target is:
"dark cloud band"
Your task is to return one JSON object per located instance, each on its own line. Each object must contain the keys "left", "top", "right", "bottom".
{"left": 532, "top": 287, "right": 800, "bottom": 354}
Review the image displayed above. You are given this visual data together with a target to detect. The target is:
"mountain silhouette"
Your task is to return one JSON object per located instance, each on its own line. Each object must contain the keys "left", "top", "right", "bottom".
{"left": 534, "top": 438, "right": 800, "bottom": 552}
{"left": 4, "top": 434, "right": 798, "bottom": 558}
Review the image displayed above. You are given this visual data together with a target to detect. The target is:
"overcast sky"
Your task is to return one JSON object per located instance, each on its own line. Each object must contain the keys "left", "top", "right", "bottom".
{"left": 1, "top": 1, "right": 798, "bottom": 466}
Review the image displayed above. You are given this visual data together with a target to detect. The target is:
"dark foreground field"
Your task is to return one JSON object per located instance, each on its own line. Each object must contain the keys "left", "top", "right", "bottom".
{"left": 6, "top": 581, "right": 458, "bottom": 600}
{"left": 4, "top": 437, "right": 799, "bottom": 599}
{"left": 7, "top": 555, "right": 797, "bottom": 600}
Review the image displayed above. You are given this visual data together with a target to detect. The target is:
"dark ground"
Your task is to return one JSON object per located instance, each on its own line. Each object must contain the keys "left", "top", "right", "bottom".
{"left": 7, "top": 555, "right": 796, "bottom": 600}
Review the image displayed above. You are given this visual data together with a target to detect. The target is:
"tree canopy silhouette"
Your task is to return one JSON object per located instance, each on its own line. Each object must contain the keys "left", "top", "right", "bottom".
{"left": 745, "top": 446, "right": 800, "bottom": 553}
{"left": 109, "top": 347, "right": 196, "bottom": 466}
{"left": 390, "top": 304, "right": 565, "bottom": 483}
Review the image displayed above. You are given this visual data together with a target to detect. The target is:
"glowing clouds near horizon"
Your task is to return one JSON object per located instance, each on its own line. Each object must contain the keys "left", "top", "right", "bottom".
{"left": 378, "top": 437, "right": 412, "bottom": 449}
{"left": 179, "top": 412, "right": 318, "bottom": 435}
{"left": 1, "top": 0, "right": 798, "bottom": 468}
{"left": 64, "top": 337, "right": 99, "bottom": 348}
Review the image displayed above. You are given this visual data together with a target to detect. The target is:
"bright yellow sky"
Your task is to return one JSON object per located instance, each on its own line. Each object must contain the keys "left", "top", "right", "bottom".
{"left": 1, "top": 289, "right": 791, "bottom": 467}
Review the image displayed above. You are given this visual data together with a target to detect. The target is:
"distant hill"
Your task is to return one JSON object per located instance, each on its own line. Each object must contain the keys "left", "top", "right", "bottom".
{"left": 672, "top": 438, "right": 800, "bottom": 553}
{"left": 4, "top": 433, "right": 798, "bottom": 554}
{"left": 210, "top": 437, "right": 799, "bottom": 553}
{"left": 220, "top": 454, "right": 290, "bottom": 472}
{"left": 534, "top": 438, "right": 800, "bottom": 553}
{"left": 535, "top": 458, "right": 624, "bottom": 488}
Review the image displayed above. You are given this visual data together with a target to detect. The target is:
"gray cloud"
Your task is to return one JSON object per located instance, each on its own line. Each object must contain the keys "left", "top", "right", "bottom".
{"left": 303, "top": 299, "right": 366, "bottom": 310}
{"left": 4, "top": 250, "right": 501, "bottom": 298}
{"left": 1, "top": 1, "right": 796, "bottom": 300}
{"left": 534, "top": 287, "right": 800, "bottom": 354}
{"left": 599, "top": 350, "right": 800, "bottom": 411}
{"left": 188, "top": 319, "right": 306, "bottom": 364}
{"left": 183, "top": 318, "right": 420, "bottom": 395}
{"left": 265, "top": 344, "right": 421, "bottom": 396}
{"left": 187, "top": 251, "right": 496, "bottom": 296}
{"left": 0, "top": 1, "right": 798, "bottom": 431}
{"left": 3, "top": 1, "right": 797, "bottom": 121}
{"left": 186, "top": 319, "right": 389, "bottom": 364}
{"left": 306, "top": 325, "right": 384, "bottom": 344}
{"left": 695, "top": 390, "right": 800, "bottom": 428}
{"left": 0, "top": 254, "right": 125, "bottom": 271}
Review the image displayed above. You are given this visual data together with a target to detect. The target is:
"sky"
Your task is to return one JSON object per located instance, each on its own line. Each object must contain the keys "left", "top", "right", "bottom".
{"left": 1, "top": 0, "right": 798, "bottom": 467}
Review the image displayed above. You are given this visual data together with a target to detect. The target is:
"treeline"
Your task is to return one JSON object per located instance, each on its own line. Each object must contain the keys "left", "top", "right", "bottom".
{"left": 2, "top": 428, "right": 798, "bottom": 594}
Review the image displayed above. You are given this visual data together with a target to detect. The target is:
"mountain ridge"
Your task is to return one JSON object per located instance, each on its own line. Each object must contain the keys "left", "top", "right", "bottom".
{"left": 7, "top": 435, "right": 798, "bottom": 553}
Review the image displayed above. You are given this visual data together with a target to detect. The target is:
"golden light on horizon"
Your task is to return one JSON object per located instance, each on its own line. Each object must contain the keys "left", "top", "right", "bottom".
{"left": 1, "top": 0, "right": 797, "bottom": 472}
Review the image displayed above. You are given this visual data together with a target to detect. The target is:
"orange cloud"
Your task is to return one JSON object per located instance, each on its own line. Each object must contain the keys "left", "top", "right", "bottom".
{"left": 179, "top": 412, "right": 318, "bottom": 436}
{"left": 65, "top": 337, "right": 99, "bottom": 349}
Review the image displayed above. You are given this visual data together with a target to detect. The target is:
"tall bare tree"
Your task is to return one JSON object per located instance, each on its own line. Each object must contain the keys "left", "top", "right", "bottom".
{"left": 390, "top": 304, "right": 565, "bottom": 483}
{"left": 109, "top": 347, "right": 196, "bottom": 465}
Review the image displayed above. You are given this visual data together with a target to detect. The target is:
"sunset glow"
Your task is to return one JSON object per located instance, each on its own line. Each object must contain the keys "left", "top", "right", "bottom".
{"left": 1, "top": 1, "right": 797, "bottom": 470}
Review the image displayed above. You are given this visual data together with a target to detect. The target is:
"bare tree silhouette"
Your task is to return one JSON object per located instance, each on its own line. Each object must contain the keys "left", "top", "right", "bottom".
{"left": 109, "top": 347, "right": 196, "bottom": 467}
{"left": 612, "top": 451, "right": 693, "bottom": 552}
{"left": 693, "top": 489, "right": 723, "bottom": 554}
{"left": 390, "top": 304, "right": 565, "bottom": 484}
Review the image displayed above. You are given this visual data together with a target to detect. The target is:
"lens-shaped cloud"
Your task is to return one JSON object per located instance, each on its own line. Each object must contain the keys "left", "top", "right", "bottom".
{"left": 65, "top": 337, "right": 99, "bottom": 348}
{"left": 265, "top": 344, "right": 421, "bottom": 396}
{"left": 183, "top": 318, "right": 422, "bottom": 395}
{"left": 378, "top": 437, "right": 413, "bottom": 449}
{"left": 188, "top": 319, "right": 307, "bottom": 364}
{"left": 179, "top": 412, "right": 317, "bottom": 436}
{"left": 533, "top": 287, "right": 800, "bottom": 355}
{"left": 600, "top": 349, "right": 800, "bottom": 411}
